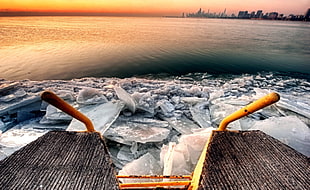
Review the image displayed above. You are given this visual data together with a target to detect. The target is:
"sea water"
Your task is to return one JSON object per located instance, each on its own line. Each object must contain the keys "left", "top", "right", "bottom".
{"left": 0, "top": 16, "right": 309, "bottom": 80}
{"left": 0, "top": 17, "right": 309, "bottom": 176}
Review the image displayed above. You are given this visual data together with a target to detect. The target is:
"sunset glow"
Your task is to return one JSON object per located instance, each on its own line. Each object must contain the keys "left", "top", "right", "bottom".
{"left": 1, "top": 0, "right": 309, "bottom": 16}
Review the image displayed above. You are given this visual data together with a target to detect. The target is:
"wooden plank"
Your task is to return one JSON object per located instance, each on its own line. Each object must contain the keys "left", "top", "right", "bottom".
{"left": 198, "top": 130, "right": 310, "bottom": 190}
{"left": 0, "top": 131, "right": 119, "bottom": 190}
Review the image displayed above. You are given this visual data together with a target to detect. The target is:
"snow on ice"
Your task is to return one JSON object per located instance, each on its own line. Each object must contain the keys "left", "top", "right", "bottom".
{"left": 0, "top": 72, "right": 309, "bottom": 178}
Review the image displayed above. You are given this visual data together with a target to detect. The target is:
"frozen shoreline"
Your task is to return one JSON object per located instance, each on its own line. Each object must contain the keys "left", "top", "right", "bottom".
{"left": 0, "top": 72, "right": 309, "bottom": 176}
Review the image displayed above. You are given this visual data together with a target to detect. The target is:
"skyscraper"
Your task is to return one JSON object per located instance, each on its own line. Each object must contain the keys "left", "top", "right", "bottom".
{"left": 238, "top": 11, "right": 249, "bottom": 18}
{"left": 256, "top": 10, "right": 263, "bottom": 18}
{"left": 305, "top": 8, "right": 310, "bottom": 21}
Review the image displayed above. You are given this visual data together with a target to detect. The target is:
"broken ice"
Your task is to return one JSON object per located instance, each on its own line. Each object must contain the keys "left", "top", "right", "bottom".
{"left": 160, "top": 128, "right": 214, "bottom": 175}
{"left": 114, "top": 86, "right": 136, "bottom": 113}
{"left": 0, "top": 72, "right": 309, "bottom": 175}
{"left": 104, "top": 115, "right": 170, "bottom": 145}
{"left": 119, "top": 153, "right": 162, "bottom": 183}
{"left": 67, "top": 101, "right": 124, "bottom": 133}
{"left": 76, "top": 87, "right": 108, "bottom": 105}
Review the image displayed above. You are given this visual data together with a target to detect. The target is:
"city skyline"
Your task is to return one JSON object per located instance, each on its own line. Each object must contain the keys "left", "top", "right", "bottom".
{"left": 186, "top": 8, "right": 310, "bottom": 21}
{"left": 0, "top": 0, "right": 309, "bottom": 16}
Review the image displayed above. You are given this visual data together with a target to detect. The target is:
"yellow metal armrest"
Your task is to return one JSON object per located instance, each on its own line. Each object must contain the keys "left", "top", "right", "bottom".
{"left": 218, "top": 92, "right": 280, "bottom": 131}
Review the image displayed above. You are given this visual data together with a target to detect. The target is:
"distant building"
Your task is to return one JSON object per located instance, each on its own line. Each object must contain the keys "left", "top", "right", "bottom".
{"left": 256, "top": 10, "right": 263, "bottom": 18}
{"left": 268, "top": 12, "right": 278, "bottom": 19}
{"left": 197, "top": 8, "right": 203, "bottom": 16}
{"left": 278, "top": 14, "right": 284, "bottom": 20}
{"left": 250, "top": 11, "right": 256, "bottom": 18}
{"left": 238, "top": 11, "right": 249, "bottom": 18}
{"left": 305, "top": 8, "right": 310, "bottom": 21}
{"left": 220, "top": 8, "right": 227, "bottom": 17}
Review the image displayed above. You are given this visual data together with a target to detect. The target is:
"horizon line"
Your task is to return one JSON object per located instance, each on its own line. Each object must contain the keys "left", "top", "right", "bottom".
{"left": 1, "top": 8, "right": 309, "bottom": 17}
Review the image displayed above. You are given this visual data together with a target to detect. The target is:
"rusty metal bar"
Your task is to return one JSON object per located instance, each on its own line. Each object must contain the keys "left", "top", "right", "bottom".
{"left": 41, "top": 91, "right": 96, "bottom": 132}
{"left": 117, "top": 175, "right": 192, "bottom": 179}
{"left": 119, "top": 181, "right": 190, "bottom": 189}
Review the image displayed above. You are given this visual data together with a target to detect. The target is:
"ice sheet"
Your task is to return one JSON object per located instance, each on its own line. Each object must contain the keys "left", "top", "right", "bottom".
{"left": 42, "top": 105, "right": 72, "bottom": 122}
{"left": 118, "top": 153, "right": 162, "bottom": 183}
{"left": 160, "top": 128, "right": 214, "bottom": 175}
{"left": 104, "top": 116, "right": 170, "bottom": 145}
{"left": 190, "top": 102, "right": 212, "bottom": 128}
{"left": 67, "top": 101, "right": 124, "bottom": 133}
{"left": 114, "top": 86, "right": 136, "bottom": 113}
{"left": 161, "top": 110, "right": 200, "bottom": 135}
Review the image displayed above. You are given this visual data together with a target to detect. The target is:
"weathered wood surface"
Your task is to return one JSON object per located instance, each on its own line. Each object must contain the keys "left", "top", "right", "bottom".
{"left": 198, "top": 130, "right": 310, "bottom": 190}
{"left": 0, "top": 131, "right": 119, "bottom": 190}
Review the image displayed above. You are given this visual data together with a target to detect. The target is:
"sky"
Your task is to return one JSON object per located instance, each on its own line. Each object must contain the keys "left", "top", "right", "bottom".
{"left": 0, "top": 0, "right": 309, "bottom": 16}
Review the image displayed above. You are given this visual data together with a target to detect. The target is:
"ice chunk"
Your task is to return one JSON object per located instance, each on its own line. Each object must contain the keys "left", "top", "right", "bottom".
{"left": 0, "top": 88, "right": 26, "bottom": 103}
{"left": 0, "top": 121, "right": 5, "bottom": 131}
{"left": 162, "top": 114, "right": 200, "bottom": 135}
{"left": 276, "top": 94, "right": 310, "bottom": 119}
{"left": 117, "top": 145, "right": 135, "bottom": 163}
{"left": 107, "top": 144, "right": 126, "bottom": 170}
{"left": 190, "top": 102, "right": 212, "bottom": 128}
{"left": 0, "top": 96, "right": 41, "bottom": 115}
{"left": 67, "top": 101, "right": 124, "bottom": 133}
{"left": 118, "top": 153, "right": 162, "bottom": 183}
{"left": 209, "top": 100, "right": 243, "bottom": 130}
{"left": 161, "top": 141, "right": 191, "bottom": 175}
{"left": 55, "top": 90, "right": 75, "bottom": 101}
{"left": 132, "top": 92, "right": 156, "bottom": 115}
{"left": 76, "top": 87, "right": 108, "bottom": 105}
{"left": 209, "top": 89, "right": 224, "bottom": 101}
{"left": 0, "top": 96, "right": 41, "bottom": 116}
{"left": 104, "top": 116, "right": 170, "bottom": 145}
{"left": 19, "top": 120, "right": 68, "bottom": 130}
{"left": 157, "top": 100, "right": 175, "bottom": 117}
{"left": 160, "top": 128, "right": 214, "bottom": 175}
{"left": 185, "top": 86, "right": 210, "bottom": 99}
{"left": 0, "top": 128, "right": 47, "bottom": 160}
{"left": 166, "top": 144, "right": 191, "bottom": 175}
{"left": 0, "top": 82, "right": 19, "bottom": 94}
{"left": 42, "top": 104, "right": 73, "bottom": 122}
{"left": 161, "top": 142, "right": 176, "bottom": 176}
{"left": 0, "top": 94, "right": 44, "bottom": 125}
{"left": 114, "top": 86, "right": 136, "bottom": 113}
{"left": 179, "top": 128, "right": 213, "bottom": 165}
{"left": 180, "top": 97, "right": 208, "bottom": 105}
{"left": 249, "top": 116, "right": 310, "bottom": 157}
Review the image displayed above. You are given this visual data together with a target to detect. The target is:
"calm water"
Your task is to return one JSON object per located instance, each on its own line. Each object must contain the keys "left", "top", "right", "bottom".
{"left": 0, "top": 16, "right": 309, "bottom": 80}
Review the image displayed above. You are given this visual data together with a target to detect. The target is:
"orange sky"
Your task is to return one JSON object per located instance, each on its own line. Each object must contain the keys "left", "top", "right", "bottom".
{"left": 0, "top": 0, "right": 309, "bottom": 16}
